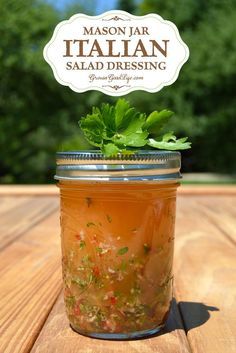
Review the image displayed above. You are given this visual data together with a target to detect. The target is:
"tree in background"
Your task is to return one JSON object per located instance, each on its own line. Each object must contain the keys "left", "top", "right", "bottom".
{"left": 118, "top": 0, "right": 137, "bottom": 14}
{"left": 0, "top": 0, "right": 100, "bottom": 183}
{"left": 129, "top": 0, "right": 236, "bottom": 173}
{"left": 0, "top": 0, "right": 235, "bottom": 183}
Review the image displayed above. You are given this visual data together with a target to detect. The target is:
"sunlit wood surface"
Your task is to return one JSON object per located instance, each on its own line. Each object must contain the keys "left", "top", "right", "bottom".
{"left": 0, "top": 185, "right": 235, "bottom": 353}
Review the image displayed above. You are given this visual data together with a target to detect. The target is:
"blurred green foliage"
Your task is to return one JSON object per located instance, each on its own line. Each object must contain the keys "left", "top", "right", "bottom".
{"left": 131, "top": 0, "right": 236, "bottom": 173}
{"left": 0, "top": 0, "right": 235, "bottom": 183}
{"left": 0, "top": 0, "right": 99, "bottom": 183}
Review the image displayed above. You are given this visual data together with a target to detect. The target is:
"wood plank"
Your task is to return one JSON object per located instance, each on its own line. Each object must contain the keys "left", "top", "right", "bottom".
{"left": 0, "top": 196, "right": 32, "bottom": 213}
{"left": 1, "top": 189, "right": 235, "bottom": 352}
{"left": 0, "top": 211, "right": 62, "bottom": 353}
{"left": 178, "top": 185, "right": 236, "bottom": 195}
{"left": 174, "top": 196, "right": 236, "bottom": 353}
{"left": 0, "top": 196, "right": 59, "bottom": 250}
{"left": 0, "top": 184, "right": 236, "bottom": 196}
{"left": 0, "top": 185, "right": 59, "bottom": 196}
{"left": 30, "top": 294, "right": 191, "bottom": 353}
{"left": 190, "top": 195, "right": 236, "bottom": 244}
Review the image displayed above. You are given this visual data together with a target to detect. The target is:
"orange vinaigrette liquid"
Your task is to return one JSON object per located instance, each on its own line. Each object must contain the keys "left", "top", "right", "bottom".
{"left": 59, "top": 181, "right": 178, "bottom": 338}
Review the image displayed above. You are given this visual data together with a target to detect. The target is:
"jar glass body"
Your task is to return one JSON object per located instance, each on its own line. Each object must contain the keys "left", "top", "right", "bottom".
{"left": 58, "top": 179, "right": 178, "bottom": 339}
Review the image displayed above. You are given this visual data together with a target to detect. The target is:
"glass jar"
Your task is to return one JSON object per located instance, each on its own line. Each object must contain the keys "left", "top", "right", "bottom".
{"left": 55, "top": 150, "right": 181, "bottom": 339}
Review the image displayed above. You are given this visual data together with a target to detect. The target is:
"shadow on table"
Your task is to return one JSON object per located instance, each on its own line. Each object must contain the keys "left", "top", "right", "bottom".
{"left": 164, "top": 298, "right": 219, "bottom": 335}
{"left": 73, "top": 298, "right": 220, "bottom": 341}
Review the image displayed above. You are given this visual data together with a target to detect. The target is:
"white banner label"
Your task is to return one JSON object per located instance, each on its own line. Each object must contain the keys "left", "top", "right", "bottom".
{"left": 44, "top": 10, "right": 189, "bottom": 96}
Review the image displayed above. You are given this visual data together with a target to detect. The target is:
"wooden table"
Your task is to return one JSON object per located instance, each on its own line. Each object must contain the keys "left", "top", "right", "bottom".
{"left": 0, "top": 185, "right": 235, "bottom": 353}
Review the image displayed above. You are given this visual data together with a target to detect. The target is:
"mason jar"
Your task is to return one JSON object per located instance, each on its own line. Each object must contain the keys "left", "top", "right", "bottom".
{"left": 55, "top": 150, "right": 181, "bottom": 339}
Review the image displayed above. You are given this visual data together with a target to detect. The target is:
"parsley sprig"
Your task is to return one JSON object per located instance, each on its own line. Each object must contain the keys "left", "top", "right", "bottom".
{"left": 79, "top": 99, "right": 191, "bottom": 157}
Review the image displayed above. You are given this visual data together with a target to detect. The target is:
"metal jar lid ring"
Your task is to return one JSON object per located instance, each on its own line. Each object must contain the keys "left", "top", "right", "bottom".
{"left": 55, "top": 150, "right": 181, "bottom": 182}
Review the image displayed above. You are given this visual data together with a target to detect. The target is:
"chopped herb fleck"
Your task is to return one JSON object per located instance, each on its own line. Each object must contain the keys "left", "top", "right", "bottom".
{"left": 130, "top": 286, "right": 141, "bottom": 296}
{"left": 120, "top": 259, "right": 127, "bottom": 272}
{"left": 96, "top": 246, "right": 109, "bottom": 255}
{"left": 143, "top": 243, "right": 151, "bottom": 254}
{"left": 106, "top": 214, "right": 112, "bottom": 223}
{"left": 114, "top": 290, "right": 121, "bottom": 298}
{"left": 79, "top": 240, "right": 86, "bottom": 249}
{"left": 81, "top": 254, "right": 93, "bottom": 266}
{"left": 86, "top": 197, "right": 92, "bottom": 207}
{"left": 87, "top": 222, "right": 96, "bottom": 227}
{"left": 117, "top": 246, "right": 129, "bottom": 255}
{"left": 65, "top": 295, "right": 76, "bottom": 308}
{"left": 72, "top": 278, "right": 88, "bottom": 289}
{"left": 77, "top": 266, "right": 85, "bottom": 271}
{"left": 96, "top": 247, "right": 103, "bottom": 253}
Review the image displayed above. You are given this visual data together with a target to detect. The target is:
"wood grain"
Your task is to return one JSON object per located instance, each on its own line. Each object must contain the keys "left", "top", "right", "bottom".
{"left": 0, "top": 196, "right": 59, "bottom": 250}
{"left": 0, "top": 196, "right": 32, "bottom": 213}
{"left": 30, "top": 294, "right": 191, "bottom": 353}
{"left": 0, "top": 187, "right": 235, "bottom": 353}
{"left": 190, "top": 195, "right": 236, "bottom": 244}
{"left": 174, "top": 196, "right": 236, "bottom": 353}
{"left": 0, "top": 211, "right": 62, "bottom": 353}
{"left": 0, "top": 184, "right": 236, "bottom": 196}
{"left": 178, "top": 185, "right": 236, "bottom": 195}
{"left": 0, "top": 185, "right": 59, "bottom": 196}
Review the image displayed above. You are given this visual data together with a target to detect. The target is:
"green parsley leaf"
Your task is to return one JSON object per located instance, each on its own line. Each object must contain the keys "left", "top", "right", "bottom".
{"left": 115, "top": 98, "right": 131, "bottom": 129}
{"left": 78, "top": 99, "right": 191, "bottom": 156}
{"left": 162, "top": 131, "right": 176, "bottom": 142}
{"left": 100, "top": 103, "right": 116, "bottom": 135}
{"left": 120, "top": 113, "right": 146, "bottom": 135}
{"left": 80, "top": 114, "right": 105, "bottom": 147}
{"left": 101, "top": 143, "right": 120, "bottom": 157}
{"left": 148, "top": 134, "right": 191, "bottom": 150}
{"left": 143, "top": 110, "right": 174, "bottom": 134}
{"left": 113, "top": 131, "right": 148, "bottom": 147}
{"left": 118, "top": 108, "right": 139, "bottom": 132}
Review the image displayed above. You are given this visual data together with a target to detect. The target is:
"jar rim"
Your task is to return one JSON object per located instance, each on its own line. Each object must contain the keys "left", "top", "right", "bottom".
{"left": 55, "top": 150, "right": 181, "bottom": 182}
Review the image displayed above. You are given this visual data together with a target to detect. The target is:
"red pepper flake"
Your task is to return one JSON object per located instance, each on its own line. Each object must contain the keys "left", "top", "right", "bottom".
{"left": 75, "top": 231, "right": 85, "bottom": 241}
{"left": 110, "top": 296, "right": 117, "bottom": 305}
{"left": 73, "top": 301, "right": 81, "bottom": 316}
{"left": 92, "top": 266, "right": 100, "bottom": 277}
